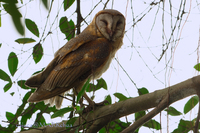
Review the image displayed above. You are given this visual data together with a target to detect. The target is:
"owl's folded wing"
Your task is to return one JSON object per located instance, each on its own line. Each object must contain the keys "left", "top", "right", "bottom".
{"left": 25, "top": 27, "right": 97, "bottom": 88}
{"left": 27, "top": 38, "right": 112, "bottom": 102}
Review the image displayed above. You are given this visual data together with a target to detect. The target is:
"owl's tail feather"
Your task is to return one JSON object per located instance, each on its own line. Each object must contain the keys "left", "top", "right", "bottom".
{"left": 44, "top": 93, "right": 64, "bottom": 109}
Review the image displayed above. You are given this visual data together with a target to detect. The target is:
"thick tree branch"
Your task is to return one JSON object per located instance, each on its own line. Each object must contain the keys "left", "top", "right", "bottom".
{"left": 19, "top": 75, "right": 200, "bottom": 133}
{"left": 121, "top": 75, "right": 200, "bottom": 133}
{"left": 194, "top": 83, "right": 200, "bottom": 133}
{"left": 18, "top": 120, "right": 67, "bottom": 133}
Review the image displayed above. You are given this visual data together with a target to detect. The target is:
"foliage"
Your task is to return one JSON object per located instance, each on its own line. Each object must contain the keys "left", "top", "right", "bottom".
{"left": 0, "top": 1, "right": 76, "bottom": 132}
{"left": 15, "top": 38, "right": 36, "bottom": 44}
{"left": 194, "top": 63, "right": 200, "bottom": 71}
{"left": 172, "top": 119, "right": 200, "bottom": 133}
{"left": 164, "top": 106, "right": 182, "bottom": 116}
{"left": 99, "top": 119, "right": 131, "bottom": 133}
{"left": 2, "top": 0, "right": 24, "bottom": 35}
{"left": 114, "top": 92, "right": 129, "bottom": 102}
{"left": 59, "top": 17, "right": 75, "bottom": 41}
{"left": 25, "top": 19, "right": 40, "bottom": 37}
{"left": 51, "top": 107, "right": 74, "bottom": 118}
{"left": 33, "top": 43, "right": 43, "bottom": 64}
{"left": 184, "top": 96, "right": 199, "bottom": 114}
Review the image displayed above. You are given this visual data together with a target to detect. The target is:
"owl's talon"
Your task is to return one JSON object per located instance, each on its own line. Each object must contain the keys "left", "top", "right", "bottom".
{"left": 83, "top": 100, "right": 109, "bottom": 113}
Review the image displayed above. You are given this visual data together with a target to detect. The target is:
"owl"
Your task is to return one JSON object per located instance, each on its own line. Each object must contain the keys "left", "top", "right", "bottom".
{"left": 25, "top": 9, "right": 126, "bottom": 109}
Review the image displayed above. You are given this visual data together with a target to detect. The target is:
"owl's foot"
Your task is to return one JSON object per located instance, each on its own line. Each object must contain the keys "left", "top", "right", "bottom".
{"left": 83, "top": 100, "right": 109, "bottom": 113}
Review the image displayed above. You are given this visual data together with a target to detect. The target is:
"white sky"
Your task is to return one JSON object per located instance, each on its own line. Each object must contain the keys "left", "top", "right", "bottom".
{"left": 0, "top": 0, "right": 200, "bottom": 132}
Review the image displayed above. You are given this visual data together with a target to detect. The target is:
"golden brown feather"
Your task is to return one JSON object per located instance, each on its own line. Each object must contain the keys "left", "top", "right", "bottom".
{"left": 25, "top": 9, "right": 125, "bottom": 109}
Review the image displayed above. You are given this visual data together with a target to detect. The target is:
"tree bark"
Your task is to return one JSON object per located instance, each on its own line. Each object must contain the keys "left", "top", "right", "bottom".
{"left": 19, "top": 75, "right": 200, "bottom": 133}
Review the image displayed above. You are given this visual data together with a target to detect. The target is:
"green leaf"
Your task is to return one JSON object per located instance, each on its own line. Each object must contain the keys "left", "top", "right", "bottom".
{"left": 86, "top": 84, "right": 95, "bottom": 92}
{"left": 22, "top": 91, "right": 33, "bottom": 103}
{"left": 96, "top": 78, "right": 107, "bottom": 90}
{"left": 3, "top": 3, "right": 24, "bottom": 35}
{"left": 0, "top": 69, "right": 11, "bottom": 82}
{"left": 32, "top": 67, "right": 45, "bottom": 75}
{"left": 36, "top": 113, "right": 46, "bottom": 126}
{"left": 17, "top": 80, "right": 29, "bottom": 89}
{"left": 172, "top": 119, "right": 196, "bottom": 133}
{"left": 114, "top": 93, "right": 128, "bottom": 102}
{"left": 51, "top": 107, "right": 74, "bottom": 118}
{"left": 105, "top": 95, "right": 111, "bottom": 104}
{"left": 21, "top": 109, "right": 33, "bottom": 130}
{"left": 6, "top": 111, "right": 15, "bottom": 121}
{"left": 63, "top": 0, "right": 75, "bottom": 11}
{"left": 164, "top": 106, "right": 182, "bottom": 116}
{"left": 77, "top": 79, "right": 90, "bottom": 103}
{"left": 75, "top": 106, "right": 84, "bottom": 114}
{"left": 43, "top": 104, "right": 58, "bottom": 114}
{"left": 59, "top": 17, "right": 75, "bottom": 41}
{"left": 194, "top": 63, "right": 200, "bottom": 71}
{"left": 138, "top": 87, "right": 149, "bottom": 95}
{"left": 66, "top": 117, "right": 77, "bottom": 130}
{"left": 42, "top": 0, "right": 48, "bottom": 9}
{"left": 4, "top": 82, "right": 12, "bottom": 92}
{"left": 15, "top": 38, "right": 36, "bottom": 44}
{"left": 144, "top": 119, "right": 161, "bottom": 130}
{"left": 86, "top": 78, "right": 107, "bottom": 92}
{"left": 35, "top": 102, "right": 48, "bottom": 111}
{"left": 33, "top": 43, "right": 43, "bottom": 64}
{"left": 184, "top": 96, "right": 199, "bottom": 114}
{"left": 135, "top": 111, "right": 146, "bottom": 121}
{"left": 0, "top": 43, "right": 2, "bottom": 48}
{"left": 107, "top": 119, "right": 131, "bottom": 132}
{"left": 16, "top": 91, "right": 31, "bottom": 117}
{"left": 8, "top": 52, "right": 18, "bottom": 76}
{"left": 15, "top": 91, "right": 33, "bottom": 127}
{"left": 10, "top": 92, "right": 14, "bottom": 96}
{"left": 19, "top": 102, "right": 45, "bottom": 129}
{"left": 99, "top": 127, "right": 107, "bottom": 133}
{"left": 0, "top": 0, "right": 18, "bottom": 3}
{"left": 25, "top": 19, "right": 39, "bottom": 37}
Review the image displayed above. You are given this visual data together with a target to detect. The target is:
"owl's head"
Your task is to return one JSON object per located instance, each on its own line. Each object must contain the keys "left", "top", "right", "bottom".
{"left": 95, "top": 9, "right": 125, "bottom": 41}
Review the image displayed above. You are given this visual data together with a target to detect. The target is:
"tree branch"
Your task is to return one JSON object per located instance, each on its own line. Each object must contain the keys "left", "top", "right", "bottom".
{"left": 76, "top": 0, "right": 83, "bottom": 35}
{"left": 19, "top": 75, "right": 200, "bottom": 133}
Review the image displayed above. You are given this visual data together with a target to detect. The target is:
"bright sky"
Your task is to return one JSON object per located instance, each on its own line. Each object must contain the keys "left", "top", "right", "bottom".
{"left": 0, "top": 0, "right": 200, "bottom": 132}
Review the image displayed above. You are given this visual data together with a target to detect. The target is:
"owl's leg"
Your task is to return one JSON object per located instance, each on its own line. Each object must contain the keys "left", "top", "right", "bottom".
{"left": 83, "top": 92, "right": 109, "bottom": 113}
{"left": 75, "top": 83, "right": 108, "bottom": 113}
{"left": 83, "top": 93, "right": 95, "bottom": 106}
{"left": 74, "top": 83, "right": 95, "bottom": 109}
{"left": 83, "top": 92, "right": 109, "bottom": 106}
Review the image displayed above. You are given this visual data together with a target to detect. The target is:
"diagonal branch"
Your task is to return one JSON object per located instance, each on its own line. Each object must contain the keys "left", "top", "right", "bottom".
{"left": 71, "top": 75, "right": 199, "bottom": 133}
{"left": 19, "top": 75, "right": 200, "bottom": 133}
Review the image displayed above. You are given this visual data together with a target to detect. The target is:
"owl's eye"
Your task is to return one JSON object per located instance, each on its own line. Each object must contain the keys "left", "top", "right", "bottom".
{"left": 116, "top": 21, "right": 122, "bottom": 26}
{"left": 101, "top": 20, "right": 108, "bottom": 25}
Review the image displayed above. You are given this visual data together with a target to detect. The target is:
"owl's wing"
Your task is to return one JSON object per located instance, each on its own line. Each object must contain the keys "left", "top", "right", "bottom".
{"left": 27, "top": 38, "right": 112, "bottom": 102}
{"left": 55, "top": 27, "right": 98, "bottom": 61}
{"left": 25, "top": 27, "right": 97, "bottom": 88}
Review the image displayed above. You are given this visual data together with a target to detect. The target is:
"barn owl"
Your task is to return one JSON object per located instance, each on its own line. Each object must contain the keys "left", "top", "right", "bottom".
{"left": 25, "top": 9, "right": 125, "bottom": 109}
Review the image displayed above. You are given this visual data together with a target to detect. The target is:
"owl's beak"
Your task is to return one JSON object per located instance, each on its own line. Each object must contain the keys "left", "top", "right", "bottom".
{"left": 109, "top": 31, "right": 113, "bottom": 38}
{"left": 107, "top": 28, "right": 113, "bottom": 39}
